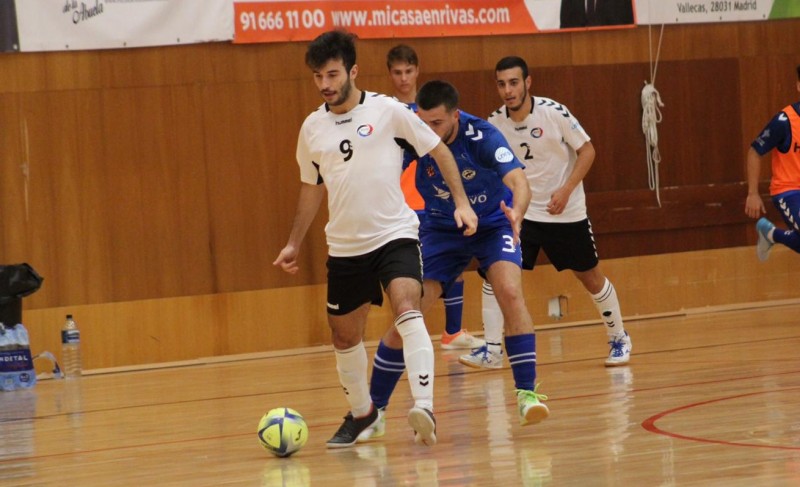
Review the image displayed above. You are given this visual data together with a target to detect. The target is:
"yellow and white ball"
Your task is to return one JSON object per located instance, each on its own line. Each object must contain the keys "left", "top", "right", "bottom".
{"left": 257, "top": 407, "right": 308, "bottom": 457}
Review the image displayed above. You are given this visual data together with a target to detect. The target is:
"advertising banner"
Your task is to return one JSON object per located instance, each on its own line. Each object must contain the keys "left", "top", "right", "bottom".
{"left": 233, "top": 0, "right": 637, "bottom": 44}
{"left": 15, "top": 0, "right": 233, "bottom": 52}
{"left": 635, "top": 0, "right": 800, "bottom": 24}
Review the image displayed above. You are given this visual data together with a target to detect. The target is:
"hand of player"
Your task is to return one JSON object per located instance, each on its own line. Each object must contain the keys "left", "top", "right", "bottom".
{"left": 500, "top": 200, "right": 522, "bottom": 246}
{"left": 744, "top": 194, "right": 766, "bottom": 219}
{"left": 454, "top": 205, "right": 478, "bottom": 236}
{"left": 273, "top": 245, "right": 300, "bottom": 274}
{"left": 547, "top": 187, "right": 571, "bottom": 215}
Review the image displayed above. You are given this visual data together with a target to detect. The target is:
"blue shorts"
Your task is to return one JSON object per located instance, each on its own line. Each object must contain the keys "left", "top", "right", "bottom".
{"left": 772, "top": 190, "right": 800, "bottom": 232}
{"left": 420, "top": 221, "right": 521, "bottom": 294}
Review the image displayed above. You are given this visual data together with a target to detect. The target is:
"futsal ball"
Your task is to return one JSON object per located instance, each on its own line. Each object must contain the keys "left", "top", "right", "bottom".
{"left": 257, "top": 407, "right": 308, "bottom": 457}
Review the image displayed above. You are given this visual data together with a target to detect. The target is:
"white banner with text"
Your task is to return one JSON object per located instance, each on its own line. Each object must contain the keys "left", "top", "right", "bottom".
{"left": 15, "top": 0, "right": 233, "bottom": 52}
{"left": 635, "top": 0, "right": 800, "bottom": 24}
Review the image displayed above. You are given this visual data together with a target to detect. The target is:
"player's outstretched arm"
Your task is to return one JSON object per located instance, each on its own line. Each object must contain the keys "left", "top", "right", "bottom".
{"left": 428, "top": 141, "right": 478, "bottom": 235}
{"left": 273, "top": 183, "right": 326, "bottom": 274}
{"left": 745, "top": 147, "right": 767, "bottom": 219}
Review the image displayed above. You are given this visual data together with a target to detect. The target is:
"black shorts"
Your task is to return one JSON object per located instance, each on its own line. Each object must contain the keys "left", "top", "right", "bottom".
{"left": 326, "top": 238, "right": 422, "bottom": 316}
{"left": 519, "top": 218, "right": 599, "bottom": 272}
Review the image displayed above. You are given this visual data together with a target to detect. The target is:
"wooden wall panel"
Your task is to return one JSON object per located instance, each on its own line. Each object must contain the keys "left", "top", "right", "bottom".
{"left": 570, "top": 63, "right": 650, "bottom": 192}
{"left": 202, "top": 81, "right": 278, "bottom": 293}
{"left": 645, "top": 58, "right": 743, "bottom": 185}
{"left": 0, "top": 94, "right": 25, "bottom": 261}
{"left": 10, "top": 86, "right": 215, "bottom": 307}
{"left": 20, "top": 91, "right": 93, "bottom": 307}
{"left": 96, "top": 86, "right": 214, "bottom": 302}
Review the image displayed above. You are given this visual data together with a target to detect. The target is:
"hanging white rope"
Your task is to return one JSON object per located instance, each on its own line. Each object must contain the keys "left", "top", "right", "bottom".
{"left": 642, "top": 21, "right": 665, "bottom": 207}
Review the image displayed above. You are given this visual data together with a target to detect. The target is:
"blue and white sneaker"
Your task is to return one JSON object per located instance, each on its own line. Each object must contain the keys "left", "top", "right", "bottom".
{"left": 756, "top": 217, "right": 775, "bottom": 262}
{"left": 605, "top": 331, "right": 632, "bottom": 367}
{"left": 458, "top": 344, "right": 503, "bottom": 369}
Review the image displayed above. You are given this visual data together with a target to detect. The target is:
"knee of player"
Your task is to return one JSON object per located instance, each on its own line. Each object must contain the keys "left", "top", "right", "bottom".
{"left": 330, "top": 330, "right": 363, "bottom": 350}
{"left": 575, "top": 266, "right": 606, "bottom": 292}
{"left": 493, "top": 282, "right": 526, "bottom": 308}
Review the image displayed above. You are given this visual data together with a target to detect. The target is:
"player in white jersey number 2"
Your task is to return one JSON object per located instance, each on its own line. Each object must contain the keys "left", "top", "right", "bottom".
{"left": 273, "top": 30, "right": 477, "bottom": 448}
{"left": 459, "top": 56, "right": 632, "bottom": 370}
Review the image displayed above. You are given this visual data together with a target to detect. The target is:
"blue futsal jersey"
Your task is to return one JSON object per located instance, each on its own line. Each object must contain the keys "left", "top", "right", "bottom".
{"left": 408, "top": 111, "right": 524, "bottom": 229}
{"left": 407, "top": 111, "right": 525, "bottom": 287}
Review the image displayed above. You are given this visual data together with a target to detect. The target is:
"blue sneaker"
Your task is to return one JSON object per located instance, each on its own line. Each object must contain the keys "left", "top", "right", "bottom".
{"left": 756, "top": 218, "right": 775, "bottom": 262}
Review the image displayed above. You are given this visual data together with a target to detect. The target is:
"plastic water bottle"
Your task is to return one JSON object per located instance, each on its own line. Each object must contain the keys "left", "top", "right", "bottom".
{"left": 61, "top": 314, "right": 82, "bottom": 378}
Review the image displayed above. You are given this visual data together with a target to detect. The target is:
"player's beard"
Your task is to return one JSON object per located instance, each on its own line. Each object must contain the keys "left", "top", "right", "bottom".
{"left": 327, "top": 76, "right": 353, "bottom": 107}
{"left": 505, "top": 91, "right": 526, "bottom": 113}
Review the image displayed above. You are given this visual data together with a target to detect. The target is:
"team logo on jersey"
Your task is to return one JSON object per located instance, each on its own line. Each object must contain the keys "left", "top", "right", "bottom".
{"left": 357, "top": 124, "right": 374, "bottom": 137}
{"left": 531, "top": 127, "right": 543, "bottom": 138}
{"left": 432, "top": 184, "right": 451, "bottom": 200}
{"left": 426, "top": 165, "right": 436, "bottom": 178}
{"left": 495, "top": 147, "right": 514, "bottom": 163}
{"left": 462, "top": 168, "right": 476, "bottom": 180}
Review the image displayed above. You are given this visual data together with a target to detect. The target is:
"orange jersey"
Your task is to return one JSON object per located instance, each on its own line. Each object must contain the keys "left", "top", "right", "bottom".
{"left": 770, "top": 104, "right": 800, "bottom": 195}
{"left": 401, "top": 160, "right": 425, "bottom": 212}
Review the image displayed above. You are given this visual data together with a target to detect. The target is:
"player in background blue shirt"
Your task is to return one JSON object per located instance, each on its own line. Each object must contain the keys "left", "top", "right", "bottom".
{"left": 746, "top": 64, "right": 800, "bottom": 261}
{"left": 361, "top": 80, "right": 549, "bottom": 443}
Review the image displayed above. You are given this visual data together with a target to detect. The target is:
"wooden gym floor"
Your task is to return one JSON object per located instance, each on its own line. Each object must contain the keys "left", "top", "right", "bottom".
{"left": 1, "top": 302, "right": 799, "bottom": 486}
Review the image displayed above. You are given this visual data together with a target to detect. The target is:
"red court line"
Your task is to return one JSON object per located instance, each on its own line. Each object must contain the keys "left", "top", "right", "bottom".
{"left": 641, "top": 386, "right": 800, "bottom": 450}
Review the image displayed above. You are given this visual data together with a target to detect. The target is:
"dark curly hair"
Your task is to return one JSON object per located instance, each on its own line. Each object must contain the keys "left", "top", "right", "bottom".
{"left": 305, "top": 30, "right": 357, "bottom": 72}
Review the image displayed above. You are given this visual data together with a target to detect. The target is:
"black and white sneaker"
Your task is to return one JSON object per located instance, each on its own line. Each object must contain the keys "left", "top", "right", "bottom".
{"left": 327, "top": 405, "right": 380, "bottom": 448}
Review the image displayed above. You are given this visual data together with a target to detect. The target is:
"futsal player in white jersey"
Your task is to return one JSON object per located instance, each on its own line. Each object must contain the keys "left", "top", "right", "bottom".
{"left": 460, "top": 55, "right": 632, "bottom": 369}
{"left": 273, "top": 30, "right": 477, "bottom": 448}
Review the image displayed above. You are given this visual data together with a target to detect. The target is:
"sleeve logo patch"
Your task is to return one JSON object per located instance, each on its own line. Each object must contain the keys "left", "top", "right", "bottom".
{"left": 495, "top": 147, "right": 515, "bottom": 163}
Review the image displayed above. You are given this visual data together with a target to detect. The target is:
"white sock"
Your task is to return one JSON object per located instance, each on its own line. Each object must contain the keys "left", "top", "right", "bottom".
{"left": 395, "top": 310, "right": 434, "bottom": 411}
{"left": 591, "top": 278, "right": 625, "bottom": 337}
{"left": 334, "top": 342, "right": 372, "bottom": 417}
{"left": 482, "top": 281, "right": 504, "bottom": 354}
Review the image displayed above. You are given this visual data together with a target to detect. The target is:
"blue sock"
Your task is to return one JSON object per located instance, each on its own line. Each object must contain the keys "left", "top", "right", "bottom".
{"left": 369, "top": 341, "right": 405, "bottom": 410}
{"left": 443, "top": 280, "right": 464, "bottom": 335}
{"left": 772, "top": 228, "right": 800, "bottom": 253}
{"left": 505, "top": 334, "right": 536, "bottom": 390}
